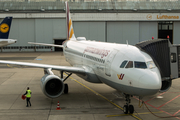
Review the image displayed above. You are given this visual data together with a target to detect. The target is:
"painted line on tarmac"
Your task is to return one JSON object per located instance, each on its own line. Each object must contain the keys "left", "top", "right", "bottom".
{"left": 157, "top": 94, "right": 180, "bottom": 109}
{"left": 173, "top": 110, "right": 180, "bottom": 116}
{"left": 106, "top": 111, "right": 163, "bottom": 117}
{"left": 7, "top": 64, "right": 15, "bottom": 68}
{"left": 145, "top": 92, "right": 166, "bottom": 103}
{"left": 64, "top": 73, "right": 142, "bottom": 120}
{"left": 7, "top": 64, "right": 30, "bottom": 69}
{"left": 7, "top": 64, "right": 23, "bottom": 69}
{"left": 134, "top": 95, "right": 180, "bottom": 119}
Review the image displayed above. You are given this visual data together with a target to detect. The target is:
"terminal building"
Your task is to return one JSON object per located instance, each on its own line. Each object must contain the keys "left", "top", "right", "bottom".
{"left": 0, "top": 0, "right": 180, "bottom": 52}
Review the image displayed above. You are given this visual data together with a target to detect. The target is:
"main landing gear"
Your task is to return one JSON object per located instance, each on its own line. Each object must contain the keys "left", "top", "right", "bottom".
{"left": 64, "top": 83, "right": 68, "bottom": 94}
{"left": 123, "top": 94, "right": 134, "bottom": 114}
{"left": 60, "top": 71, "right": 72, "bottom": 94}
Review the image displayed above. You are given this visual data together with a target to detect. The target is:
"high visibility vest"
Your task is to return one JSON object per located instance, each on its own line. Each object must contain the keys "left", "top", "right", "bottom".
{"left": 26, "top": 90, "right": 31, "bottom": 98}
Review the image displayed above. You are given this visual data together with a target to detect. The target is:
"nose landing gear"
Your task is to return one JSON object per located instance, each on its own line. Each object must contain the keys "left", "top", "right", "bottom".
{"left": 123, "top": 94, "right": 134, "bottom": 114}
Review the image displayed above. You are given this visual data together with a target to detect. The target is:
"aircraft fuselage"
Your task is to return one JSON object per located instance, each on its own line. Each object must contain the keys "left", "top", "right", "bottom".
{"left": 63, "top": 40, "right": 162, "bottom": 97}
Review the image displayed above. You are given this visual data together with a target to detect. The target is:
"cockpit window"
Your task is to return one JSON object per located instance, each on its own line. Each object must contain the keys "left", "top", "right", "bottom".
{"left": 120, "top": 60, "right": 128, "bottom": 68}
{"left": 147, "top": 61, "right": 156, "bottom": 69}
{"left": 134, "top": 61, "right": 147, "bottom": 69}
{"left": 125, "top": 61, "right": 133, "bottom": 68}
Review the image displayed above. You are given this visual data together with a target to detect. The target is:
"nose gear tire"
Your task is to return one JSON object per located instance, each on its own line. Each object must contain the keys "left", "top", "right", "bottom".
{"left": 129, "top": 105, "right": 134, "bottom": 114}
{"left": 123, "top": 105, "right": 129, "bottom": 114}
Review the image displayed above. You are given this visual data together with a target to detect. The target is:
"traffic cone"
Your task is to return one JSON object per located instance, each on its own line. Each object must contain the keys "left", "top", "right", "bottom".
{"left": 56, "top": 101, "right": 61, "bottom": 110}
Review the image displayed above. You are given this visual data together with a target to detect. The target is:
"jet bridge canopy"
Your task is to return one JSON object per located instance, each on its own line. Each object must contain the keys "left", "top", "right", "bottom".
{"left": 135, "top": 39, "right": 179, "bottom": 81}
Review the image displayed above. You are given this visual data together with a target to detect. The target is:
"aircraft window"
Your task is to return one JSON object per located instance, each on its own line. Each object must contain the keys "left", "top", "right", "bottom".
{"left": 120, "top": 60, "right": 128, "bottom": 68}
{"left": 125, "top": 61, "right": 133, "bottom": 68}
{"left": 134, "top": 61, "right": 147, "bottom": 69}
{"left": 147, "top": 61, "right": 156, "bottom": 69}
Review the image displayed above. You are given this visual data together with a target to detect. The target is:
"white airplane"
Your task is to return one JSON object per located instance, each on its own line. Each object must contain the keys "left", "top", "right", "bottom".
{"left": 0, "top": 17, "right": 17, "bottom": 47}
{"left": 0, "top": 2, "right": 162, "bottom": 114}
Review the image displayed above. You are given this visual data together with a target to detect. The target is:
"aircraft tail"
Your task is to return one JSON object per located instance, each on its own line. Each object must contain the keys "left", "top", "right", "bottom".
{"left": 65, "top": 2, "right": 76, "bottom": 40}
{"left": 0, "top": 17, "right": 12, "bottom": 39}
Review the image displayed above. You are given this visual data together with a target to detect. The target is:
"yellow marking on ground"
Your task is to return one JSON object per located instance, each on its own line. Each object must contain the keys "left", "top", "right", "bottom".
{"left": 64, "top": 73, "right": 142, "bottom": 120}
{"left": 106, "top": 111, "right": 163, "bottom": 117}
{"left": 7, "top": 64, "right": 28, "bottom": 69}
{"left": 107, "top": 114, "right": 131, "bottom": 117}
{"left": 7, "top": 64, "right": 18, "bottom": 68}
{"left": 7, "top": 64, "right": 12, "bottom": 68}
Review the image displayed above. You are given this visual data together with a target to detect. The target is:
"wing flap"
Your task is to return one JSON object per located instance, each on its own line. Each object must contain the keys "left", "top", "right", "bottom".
{"left": 0, "top": 60, "right": 85, "bottom": 74}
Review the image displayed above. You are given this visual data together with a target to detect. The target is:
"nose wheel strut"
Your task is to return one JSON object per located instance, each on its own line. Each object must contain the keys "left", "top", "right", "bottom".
{"left": 123, "top": 94, "right": 134, "bottom": 114}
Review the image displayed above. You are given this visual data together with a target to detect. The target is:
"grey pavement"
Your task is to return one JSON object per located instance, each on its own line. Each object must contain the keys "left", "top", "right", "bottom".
{"left": 0, "top": 52, "right": 180, "bottom": 120}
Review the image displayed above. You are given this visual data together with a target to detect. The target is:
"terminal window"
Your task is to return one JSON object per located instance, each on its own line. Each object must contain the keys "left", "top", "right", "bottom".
{"left": 158, "top": 21, "right": 173, "bottom": 44}
{"left": 158, "top": 21, "right": 173, "bottom": 30}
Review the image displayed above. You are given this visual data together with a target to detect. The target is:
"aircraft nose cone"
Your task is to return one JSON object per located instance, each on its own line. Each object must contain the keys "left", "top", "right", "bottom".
{"left": 139, "top": 73, "right": 161, "bottom": 95}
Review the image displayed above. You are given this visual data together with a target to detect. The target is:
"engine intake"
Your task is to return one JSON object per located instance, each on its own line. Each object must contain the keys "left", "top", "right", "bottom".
{"left": 41, "top": 74, "right": 64, "bottom": 98}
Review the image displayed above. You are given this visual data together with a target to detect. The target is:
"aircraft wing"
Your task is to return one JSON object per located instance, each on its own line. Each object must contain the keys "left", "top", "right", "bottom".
{"left": 28, "top": 42, "right": 63, "bottom": 48}
{"left": 0, "top": 60, "right": 85, "bottom": 74}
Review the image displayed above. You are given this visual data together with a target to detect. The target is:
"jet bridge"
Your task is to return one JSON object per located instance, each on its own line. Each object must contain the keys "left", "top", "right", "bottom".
{"left": 136, "top": 39, "right": 179, "bottom": 92}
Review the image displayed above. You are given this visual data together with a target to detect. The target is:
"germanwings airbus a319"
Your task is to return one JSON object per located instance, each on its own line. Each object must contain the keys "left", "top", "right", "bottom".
{"left": 0, "top": 2, "right": 162, "bottom": 114}
{"left": 0, "top": 17, "right": 17, "bottom": 47}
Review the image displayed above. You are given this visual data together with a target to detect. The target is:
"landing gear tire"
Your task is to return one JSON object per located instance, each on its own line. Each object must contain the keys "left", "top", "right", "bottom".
{"left": 123, "top": 105, "right": 129, "bottom": 114}
{"left": 64, "top": 84, "right": 68, "bottom": 94}
{"left": 123, "top": 94, "right": 134, "bottom": 114}
{"left": 129, "top": 105, "right": 134, "bottom": 114}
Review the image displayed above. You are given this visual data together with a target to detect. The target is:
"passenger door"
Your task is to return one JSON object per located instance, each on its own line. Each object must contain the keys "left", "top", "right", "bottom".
{"left": 105, "top": 49, "right": 118, "bottom": 76}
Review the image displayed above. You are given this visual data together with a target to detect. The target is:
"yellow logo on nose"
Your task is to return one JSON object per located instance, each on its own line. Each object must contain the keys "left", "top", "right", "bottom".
{"left": 0, "top": 23, "right": 9, "bottom": 33}
{"left": 117, "top": 74, "right": 125, "bottom": 80}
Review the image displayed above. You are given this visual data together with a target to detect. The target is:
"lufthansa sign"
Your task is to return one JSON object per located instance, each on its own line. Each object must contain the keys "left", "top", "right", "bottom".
{"left": 146, "top": 14, "right": 152, "bottom": 20}
{"left": 157, "top": 15, "right": 179, "bottom": 19}
{"left": 146, "top": 14, "right": 179, "bottom": 20}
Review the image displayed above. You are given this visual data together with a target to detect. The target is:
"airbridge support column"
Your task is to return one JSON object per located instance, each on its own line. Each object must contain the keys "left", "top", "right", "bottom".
{"left": 177, "top": 46, "right": 180, "bottom": 77}
{"left": 170, "top": 46, "right": 178, "bottom": 79}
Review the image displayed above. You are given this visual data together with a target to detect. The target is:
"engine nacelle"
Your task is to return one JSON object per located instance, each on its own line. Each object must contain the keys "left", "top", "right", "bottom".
{"left": 159, "top": 80, "right": 172, "bottom": 92}
{"left": 41, "top": 74, "right": 64, "bottom": 98}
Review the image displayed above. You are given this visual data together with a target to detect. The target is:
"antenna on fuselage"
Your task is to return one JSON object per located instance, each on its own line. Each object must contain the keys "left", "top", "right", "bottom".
{"left": 126, "top": 40, "right": 129, "bottom": 46}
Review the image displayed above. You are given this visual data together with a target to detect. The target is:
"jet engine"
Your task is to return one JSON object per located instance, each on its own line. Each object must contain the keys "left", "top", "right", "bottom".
{"left": 41, "top": 74, "right": 64, "bottom": 98}
{"left": 159, "top": 80, "right": 172, "bottom": 92}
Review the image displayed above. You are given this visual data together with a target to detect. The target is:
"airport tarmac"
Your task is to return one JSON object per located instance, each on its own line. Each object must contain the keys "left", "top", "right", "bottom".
{"left": 0, "top": 52, "right": 180, "bottom": 120}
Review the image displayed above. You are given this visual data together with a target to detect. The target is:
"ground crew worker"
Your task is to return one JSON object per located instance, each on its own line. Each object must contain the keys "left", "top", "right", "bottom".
{"left": 24, "top": 87, "right": 32, "bottom": 107}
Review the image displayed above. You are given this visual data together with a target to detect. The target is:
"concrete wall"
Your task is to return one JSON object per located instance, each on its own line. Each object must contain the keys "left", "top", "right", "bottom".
{"left": 107, "top": 22, "right": 140, "bottom": 45}
{"left": 6, "top": 18, "right": 66, "bottom": 52}
{"left": 0, "top": 18, "right": 173, "bottom": 52}
{"left": 139, "top": 22, "right": 158, "bottom": 42}
{"left": 173, "top": 22, "right": 180, "bottom": 44}
{"left": 73, "top": 22, "right": 106, "bottom": 42}
{"left": 107, "top": 21, "right": 158, "bottom": 45}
